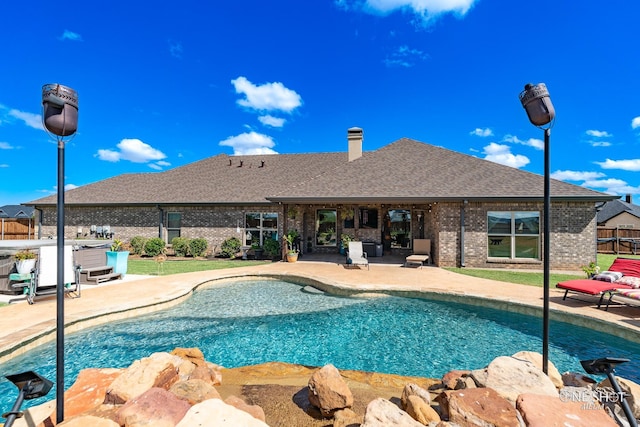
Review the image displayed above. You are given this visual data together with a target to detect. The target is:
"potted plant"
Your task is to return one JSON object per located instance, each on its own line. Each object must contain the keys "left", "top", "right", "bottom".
{"left": 251, "top": 242, "right": 264, "bottom": 260}
{"left": 106, "top": 239, "right": 130, "bottom": 277}
{"left": 340, "top": 233, "right": 354, "bottom": 255}
{"left": 14, "top": 249, "right": 37, "bottom": 274}
{"left": 284, "top": 229, "right": 299, "bottom": 262}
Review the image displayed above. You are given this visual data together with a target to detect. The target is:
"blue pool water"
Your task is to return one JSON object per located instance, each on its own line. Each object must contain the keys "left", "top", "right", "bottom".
{"left": 1, "top": 279, "right": 639, "bottom": 411}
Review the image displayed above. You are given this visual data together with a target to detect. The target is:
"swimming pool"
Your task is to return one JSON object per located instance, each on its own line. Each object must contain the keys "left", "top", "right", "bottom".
{"left": 1, "top": 278, "right": 639, "bottom": 411}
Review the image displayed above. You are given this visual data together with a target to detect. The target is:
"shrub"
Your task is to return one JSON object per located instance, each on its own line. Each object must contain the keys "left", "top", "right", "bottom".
{"left": 189, "top": 238, "right": 208, "bottom": 257}
{"left": 144, "top": 238, "right": 166, "bottom": 257}
{"left": 262, "top": 238, "right": 280, "bottom": 258}
{"left": 130, "top": 236, "right": 147, "bottom": 255}
{"left": 171, "top": 237, "right": 191, "bottom": 257}
{"left": 220, "top": 237, "right": 241, "bottom": 258}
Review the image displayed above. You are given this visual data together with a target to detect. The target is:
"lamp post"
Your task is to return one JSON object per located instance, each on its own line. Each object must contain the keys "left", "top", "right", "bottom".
{"left": 41, "top": 83, "right": 79, "bottom": 424}
{"left": 519, "top": 83, "right": 555, "bottom": 375}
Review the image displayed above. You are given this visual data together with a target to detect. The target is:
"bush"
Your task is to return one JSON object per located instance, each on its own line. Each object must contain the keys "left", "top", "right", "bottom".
{"left": 220, "top": 237, "right": 241, "bottom": 258}
{"left": 262, "top": 238, "right": 280, "bottom": 258}
{"left": 144, "top": 238, "right": 166, "bottom": 257}
{"left": 130, "top": 236, "right": 147, "bottom": 255}
{"left": 189, "top": 238, "right": 208, "bottom": 257}
{"left": 171, "top": 237, "right": 191, "bottom": 257}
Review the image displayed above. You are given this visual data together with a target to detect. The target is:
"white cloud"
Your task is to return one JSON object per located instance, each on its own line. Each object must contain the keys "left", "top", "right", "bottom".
{"left": 590, "top": 141, "right": 611, "bottom": 147}
{"left": 59, "top": 30, "right": 83, "bottom": 41}
{"left": 8, "top": 109, "right": 43, "bottom": 130}
{"left": 231, "top": 76, "right": 302, "bottom": 113}
{"left": 469, "top": 128, "right": 493, "bottom": 137}
{"left": 259, "top": 115, "right": 286, "bottom": 128}
{"left": 502, "top": 134, "right": 544, "bottom": 150}
{"left": 362, "top": 0, "right": 477, "bottom": 24}
{"left": 482, "top": 142, "right": 530, "bottom": 168}
{"left": 65, "top": 183, "right": 78, "bottom": 191}
{"left": 595, "top": 158, "right": 640, "bottom": 171}
{"left": 632, "top": 116, "right": 640, "bottom": 130}
{"left": 148, "top": 163, "right": 163, "bottom": 171}
{"left": 219, "top": 132, "right": 278, "bottom": 155}
{"left": 550, "top": 170, "right": 606, "bottom": 181}
{"left": 168, "top": 40, "right": 183, "bottom": 58}
{"left": 586, "top": 129, "right": 612, "bottom": 138}
{"left": 580, "top": 178, "right": 640, "bottom": 196}
{"left": 0, "top": 142, "right": 13, "bottom": 149}
{"left": 0, "top": 164, "right": 8, "bottom": 168}
{"left": 384, "top": 45, "right": 428, "bottom": 68}
{"left": 96, "top": 138, "right": 167, "bottom": 164}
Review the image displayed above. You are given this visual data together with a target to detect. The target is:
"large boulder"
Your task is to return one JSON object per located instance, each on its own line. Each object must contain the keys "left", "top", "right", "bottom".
{"left": 58, "top": 415, "right": 120, "bottom": 427}
{"left": 224, "top": 395, "right": 267, "bottom": 422}
{"left": 307, "top": 364, "right": 353, "bottom": 417}
{"left": 361, "top": 398, "right": 424, "bottom": 427}
{"left": 470, "top": 355, "right": 558, "bottom": 404}
{"left": 512, "top": 351, "right": 563, "bottom": 389}
{"left": 175, "top": 398, "right": 269, "bottom": 426}
{"left": 404, "top": 395, "right": 440, "bottom": 425}
{"left": 115, "top": 387, "right": 191, "bottom": 427}
{"left": 169, "top": 378, "right": 221, "bottom": 404}
{"left": 105, "top": 352, "right": 184, "bottom": 404}
{"left": 517, "top": 393, "right": 618, "bottom": 426}
{"left": 598, "top": 376, "right": 640, "bottom": 419}
{"left": 439, "top": 387, "right": 520, "bottom": 427}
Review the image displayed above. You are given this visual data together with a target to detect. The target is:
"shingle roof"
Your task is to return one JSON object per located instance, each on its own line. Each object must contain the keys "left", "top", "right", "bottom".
{"left": 0, "top": 205, "right": 35, "bottom": 218}
{"left": 597, "top": 199, "right": 640, "bottom": 224}
{"left": 28, "top": 138, "right": 615, "bottom": 206}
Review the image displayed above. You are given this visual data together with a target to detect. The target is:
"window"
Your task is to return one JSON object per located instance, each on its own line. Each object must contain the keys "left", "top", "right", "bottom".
{"left": 388, "top": 209, "right": 411, "bottom": 248}
{"left": 487, "top": 211, "right": 539, "bottom": 259}
{"left": 245, "top": 212, "right": 279, "bottom": 246}
{"left": 167, "top": 212, "right": 182, "bottom": 242}
{"left": 359, "top": 208, "right": 378, "bottom": 229}
{"left": 316, "top": 209, "right": 337, "bottom": 246}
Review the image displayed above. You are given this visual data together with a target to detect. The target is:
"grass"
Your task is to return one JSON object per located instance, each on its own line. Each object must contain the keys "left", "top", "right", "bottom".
{"left": 445, "top": 253, "right": 640, "bottom": 287}
{"left": 127, "top": 257, "right": 271, "bottom": 276}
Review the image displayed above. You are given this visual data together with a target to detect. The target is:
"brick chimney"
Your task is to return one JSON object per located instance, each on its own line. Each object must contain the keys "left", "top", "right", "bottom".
{"left": 347, "top": 127, "right": 363, "bottom": 162}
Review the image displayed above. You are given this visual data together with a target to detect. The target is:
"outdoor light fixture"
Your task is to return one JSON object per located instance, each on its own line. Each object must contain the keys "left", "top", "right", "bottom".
{"left": 2, "top": 371, "right": 53, "bottom": 427}
{"left": 42, "top": 83, "right": 79, "bottom": 424}
{"left": 519, "top": 82, "right": 555, "bottom": 375}
{"left": 581, "top": 357, "right": 638, "bottom": 427}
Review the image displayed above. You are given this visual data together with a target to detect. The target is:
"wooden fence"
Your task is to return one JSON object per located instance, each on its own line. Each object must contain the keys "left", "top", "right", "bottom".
{"left": 597, "top": 227, "right": 640, "bottom": 255}
{"left": 0, "top": 218, "right": 36, "bottom": 240}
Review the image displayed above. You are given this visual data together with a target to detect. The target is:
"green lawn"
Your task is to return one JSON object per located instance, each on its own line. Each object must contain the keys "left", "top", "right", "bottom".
{"left": 127, "top": 258, "right": 271, "bottom": 275}
{"left": 446, "top": 253, "right": 640, "bottom": 287}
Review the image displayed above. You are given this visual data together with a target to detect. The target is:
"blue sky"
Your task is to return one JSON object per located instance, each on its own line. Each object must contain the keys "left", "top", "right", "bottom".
{"left": 1, "top": 0, "right": 640, "bottom": 206}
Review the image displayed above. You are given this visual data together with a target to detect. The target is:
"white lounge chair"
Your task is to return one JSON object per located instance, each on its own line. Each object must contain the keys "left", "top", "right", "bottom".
{"left": 22, "top": 245, "right": 80, "bottom": 304}
{"left": 405, "top": 239, "right": 431, "bottom": 268}
{"left": 346, "top": 241, "right": 369, "bottom": 270}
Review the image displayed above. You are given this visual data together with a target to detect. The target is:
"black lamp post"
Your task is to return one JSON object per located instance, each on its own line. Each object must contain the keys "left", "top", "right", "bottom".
{"left": 41, "top": 83, "right": 79, "bottom": 424}
{"left": 519, "top": 83, "right": 555, "bottom": 375}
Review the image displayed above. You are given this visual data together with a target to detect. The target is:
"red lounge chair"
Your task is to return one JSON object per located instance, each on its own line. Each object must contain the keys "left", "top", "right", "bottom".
{"left": 556, "top": 258, "right": 640, "bottom": 308}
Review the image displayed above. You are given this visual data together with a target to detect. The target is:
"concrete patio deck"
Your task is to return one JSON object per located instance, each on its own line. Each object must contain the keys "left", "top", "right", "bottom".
{"left": 1, "top": 259, "right": 640, "bottom": 365}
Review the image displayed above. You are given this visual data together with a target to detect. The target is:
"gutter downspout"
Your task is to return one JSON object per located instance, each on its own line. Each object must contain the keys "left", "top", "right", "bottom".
{"left": 460, "top": 200, "right": 467, "bottom": 267}
{"left": 595, "top": 202, "right": 605, "bottom": 262}
{"left": 37, "top": 208, "right": 43, "bottom": 240}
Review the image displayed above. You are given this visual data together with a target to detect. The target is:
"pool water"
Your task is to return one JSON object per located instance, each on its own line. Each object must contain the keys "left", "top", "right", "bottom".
{"left": 1, "top": 279, "right": 639, "bottom": 411}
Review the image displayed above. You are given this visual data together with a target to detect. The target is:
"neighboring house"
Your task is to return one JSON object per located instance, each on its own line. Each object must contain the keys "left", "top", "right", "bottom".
{"left": 597, "top": 195, "right": 640, "bottom": 229}
{"left": 27, "top": 128, "right": 617, "bottom": 269}
{"left": 0, "top": 205, "right": 36, "bottom": 240}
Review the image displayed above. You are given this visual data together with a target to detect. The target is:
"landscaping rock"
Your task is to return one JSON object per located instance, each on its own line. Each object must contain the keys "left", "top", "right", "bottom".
{"left": 224, "top": 394, "right": 267, "bottom": 422}
{"left": 361, "top": 397, "right": 423, "bottom": 426}
{"left": 115, "top": 387, "right": 191, "bottom": 427}
{"left": 308, "top": 364, "right": 354, "bottom": 417}
{"left": 439, "top": 387, "right": 520, "bottom": 427}
{"left": 512, "top": 350, "right": 563, "bottom": 389}
{"left": 175, "top": 398, "right": 269, "bottom": 426}
{"left": 105, "top": 352, "right": 183, "bottom": 404}
{"left": 470, "top": 355, "right": 558, "bottom": 404}
{"left": 401, "top": 383, "right": 431, "bottom": 408}
{"left": 169, "top": 378, "right": 221, "bottom": 404}
{"left": 404, "top": 395, "right": 440, "bottom": 425}
{"left": 517, "top": 392, "right": 618, "bottom": 426}
{"left": 59, "top": 415, "right": 120, "bottom": 427}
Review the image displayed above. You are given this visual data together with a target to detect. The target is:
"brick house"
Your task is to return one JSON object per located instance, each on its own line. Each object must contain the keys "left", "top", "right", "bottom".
{"left": 27, "top": 128, "right": 617, "bottom": 269}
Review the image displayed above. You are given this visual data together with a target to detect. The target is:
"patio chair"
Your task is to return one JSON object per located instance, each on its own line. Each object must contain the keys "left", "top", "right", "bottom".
{"left": 346, "top": 241, "right": 369, "bottom": 270}
{"left": 23, "top": 245, "right": 80, "bottom": 304}
{"left": 405, "top": 239, "right": 431, "bottom": 268}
